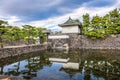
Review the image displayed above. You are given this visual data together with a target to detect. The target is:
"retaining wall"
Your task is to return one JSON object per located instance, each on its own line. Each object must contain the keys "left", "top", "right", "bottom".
{"left": 0, "top": 44, "right": 47, "bottom": 59}
{"left": 48, "top": 34, "right": 120, "bottom": 49}
{"left": 81, "top": 34, "right": 120, "bottom": 49}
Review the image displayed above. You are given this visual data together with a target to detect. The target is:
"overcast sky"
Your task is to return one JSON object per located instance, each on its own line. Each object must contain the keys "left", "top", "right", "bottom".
{"left": 0, "top": 0, "right": 120, "bottom": 31}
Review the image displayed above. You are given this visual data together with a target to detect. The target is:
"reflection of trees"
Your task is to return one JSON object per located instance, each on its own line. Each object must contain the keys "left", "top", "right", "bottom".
{"left": 0, "top": 66, "right": 4, "bottom": 74}
{"left": 22, "top": 54, "right": 50, "bottom": 79}
{"left": 47, "top": 49, "right": 120, "bottom": 80}
{"left": 47, "top": 50, "right": 80, "bottom": 62}
{"left": 0, "top": 53, "right": 50, "bottom": 80}
{"left": 78, "top": 49, "right": 120, "bottom": 80}
{"left": 84, "top": 69, "right": 91, "bottom": 80}
{"left": 0, "top": 50, "right": 120, "bottom": 80}
{"left": 54, "top": 49, "right": 120, "bottom": 80}
{"left": 4, "top": 61, "right": 21, "bottom": 76}
{"left": 83, "top": 60, "right": 120, "bottom": 79}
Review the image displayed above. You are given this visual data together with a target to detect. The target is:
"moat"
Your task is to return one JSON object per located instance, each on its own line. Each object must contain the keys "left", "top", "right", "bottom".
{"left": 0, "top": 49, "right": 120, "bottom": 80}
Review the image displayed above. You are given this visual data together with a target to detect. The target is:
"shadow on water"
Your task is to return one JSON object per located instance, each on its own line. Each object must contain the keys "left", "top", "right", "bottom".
{"left": 0, "top": 49, "right": 120, "bottom": 80}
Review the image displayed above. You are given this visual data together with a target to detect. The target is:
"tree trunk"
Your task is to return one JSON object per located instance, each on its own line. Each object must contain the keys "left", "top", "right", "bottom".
{"left": 0, "top": 36, "right": 3, "bottom": 48}
{"left": 28, "top": 31, "right": 30, "bottom": 45}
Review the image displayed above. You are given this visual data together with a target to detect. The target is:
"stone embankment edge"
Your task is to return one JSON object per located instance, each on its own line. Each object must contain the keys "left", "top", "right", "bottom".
{"left": 0, "top": 44, "right": 48, "bottom": 59}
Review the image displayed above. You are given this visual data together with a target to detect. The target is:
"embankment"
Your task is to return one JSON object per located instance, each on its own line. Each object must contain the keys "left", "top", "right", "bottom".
{"left": 0, "top": 44, "right": 47, "bottom": 59}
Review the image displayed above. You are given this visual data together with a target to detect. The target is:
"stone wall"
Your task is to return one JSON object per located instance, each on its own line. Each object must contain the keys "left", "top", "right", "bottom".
{"left": 81, "top": 34, "right": 120, "bottom": 49}
{"left": 0, "top": 44, "right": 47, "bottom": 59}
{"left": 4, "top": 39, "right": 35, "bottom": 46}
{"left": 48, "top": 34, "right": 120, "bottom": 49}
{"left": 48, "top": 34, "right": 69, "bottom": 48}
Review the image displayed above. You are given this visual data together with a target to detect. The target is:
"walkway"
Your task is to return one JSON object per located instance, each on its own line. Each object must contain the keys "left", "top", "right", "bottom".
{"left": 3, "top": 44, "right": 40, "bottom": 48}
{"left": 0, "top": 75, "right": 24, "bottom": 80}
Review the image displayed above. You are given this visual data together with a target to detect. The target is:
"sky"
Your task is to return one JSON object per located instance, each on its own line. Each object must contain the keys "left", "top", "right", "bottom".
{"left": 0, "top": 0, "right": 120, "bottom": 32}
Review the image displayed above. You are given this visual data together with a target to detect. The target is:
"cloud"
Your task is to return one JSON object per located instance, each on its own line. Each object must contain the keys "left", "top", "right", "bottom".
{"left": 83, "top": 0, "right": 116, "bottom": 7}
{"left": 29, "top": 0, "right": 120, "bottom": 31}
{"left": 0, "top": 0, "right": 62, "bottom": 11}
{"left": 0, "top": 0, "right": 63, "bottom": 21}
{"left": 0, "top": 0, "right": 119, "bottom": 31}
{"left": 0, "top": 0, "right": 93, "bottom": 21}
{"left": 0, "top": 15, "right": 24, "bottom": 27}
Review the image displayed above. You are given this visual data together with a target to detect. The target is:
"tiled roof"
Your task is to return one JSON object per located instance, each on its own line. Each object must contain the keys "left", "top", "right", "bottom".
{"left": 64, "top": 17, "right": 78, "bottom": 24}
{"left": 59, "top": 17, "right": 82, "bottom": 27}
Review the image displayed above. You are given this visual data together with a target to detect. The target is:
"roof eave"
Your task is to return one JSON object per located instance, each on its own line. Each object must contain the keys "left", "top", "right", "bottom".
{"left": 58, "top": 23, "right": 81, "bottom": 27}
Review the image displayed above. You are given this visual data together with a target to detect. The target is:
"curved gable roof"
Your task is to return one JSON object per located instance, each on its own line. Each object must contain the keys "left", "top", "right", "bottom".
{"left": 59, "top": 17, "right": 82, "bottom": 27}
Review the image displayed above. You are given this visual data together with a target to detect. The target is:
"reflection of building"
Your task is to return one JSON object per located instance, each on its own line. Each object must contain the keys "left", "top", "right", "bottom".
{"left": 0, "top": 50, "right": 120, "bottom": 80}
{"left": 48, "top": 50, "right": 80, "bottom": 70}
{"left": 49, "top": 58, "right": 69, "bottom": 63}
{"left": 49, "top": 58, "right": 79, "bottom": 70}
{"left": 48, "top": 17, "right": 82, "bottom": 49}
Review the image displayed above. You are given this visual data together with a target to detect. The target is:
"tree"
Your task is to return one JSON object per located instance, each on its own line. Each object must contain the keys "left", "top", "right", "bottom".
{"left": 5, "top": 26, "right": 15, "bottom": 45}
{"left": 82, "top": 13, "right": 90, "bottom": 33}
{"left": 36, "top": 28, "right": 46, "bottom": 44}
{"left": 91, "top": 15, "right": 102, "bottom": 29}
{"left": 83, "top": 13, "right": 90, "bottom": 27}
{"left": 83, "top": 14, "right": 107, "bottom": 39}
{"left": 101, "top": 14, "right": 110, "bottom": 28}
{"left": 22, "top": 25, "right": 37, "bottom": 44}
{"left": 0, "top": 20, "right": 8, "bottom": 48}
{"left": 109, "top": 8, "right": 120, "bottom": 34}
{"left": 83, "top": 8, "right": 120, "bottom": 39}
{"left": 11, "top": 26, "right": 21, "bottom": 40}
{"left": 4, "top": 26, "right": 23, "bottom": 45}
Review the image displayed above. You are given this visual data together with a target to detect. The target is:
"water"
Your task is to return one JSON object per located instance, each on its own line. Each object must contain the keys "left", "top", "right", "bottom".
{"left": 0, "top": 49, "right": 120, "bottom": 80}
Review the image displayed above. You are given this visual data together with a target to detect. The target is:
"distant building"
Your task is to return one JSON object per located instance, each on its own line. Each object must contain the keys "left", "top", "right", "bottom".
{"left": 48, "top": 17, "right": 83, "bottom": 49}
{"left": 58, "top": 17, "right": 82, "bottom": 34}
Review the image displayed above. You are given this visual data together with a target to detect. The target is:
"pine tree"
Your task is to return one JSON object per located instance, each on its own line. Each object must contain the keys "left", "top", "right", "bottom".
{"left": 109, "top": 8, "right": 120, "bottom": 34}
{"left": 82, "top": 13, "right": 90, "bottom": 34}
{"left": 0, "top": 20, "right": 8, "bottom": 48}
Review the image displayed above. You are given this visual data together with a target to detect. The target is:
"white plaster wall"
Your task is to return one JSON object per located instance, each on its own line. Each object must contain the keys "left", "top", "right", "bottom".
{"left": 62, "top": 26, "right": 80, "bottom": 33}
{"left": 48, "top": 35, "right": 69, "bottom": 39}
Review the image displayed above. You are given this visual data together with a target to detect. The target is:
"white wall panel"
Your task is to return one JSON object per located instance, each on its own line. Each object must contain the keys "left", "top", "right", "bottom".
{"left": 62, "top": 26, "right": 80, "bottom": 33}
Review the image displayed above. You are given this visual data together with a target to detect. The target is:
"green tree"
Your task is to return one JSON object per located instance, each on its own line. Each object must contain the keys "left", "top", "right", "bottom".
{"left": 83, "top": 13, "right": 90, "bottom": 27}
{"left": 36, "top": 27, "right": 46, "bottom": 44}
{"left": 83, "top": 14, "right": 106, "bottom": 39}
{"left": 91, "top": 15, "right": 102, "bottom": 29}
{"left": 101, "top": 14, "right": 109, "bottom": 28}
{"left": 0, "top": 20, "right": 8, "bottom": 48}
{"left": 82, "top": 13, "right": 90, "bottom": 33}
{"left": 109, "top": 8, "right": 120, "bottom": 34}
{"left": 4, "top": 26, "right": 23, "bottom": 45}
{"left": 83, "top": 8, "right": 120, "bottom": 39}
{"left": 22, "top": 25, "right": 37, "bottom": 44}
{"left": 5, "top": 26, "right": 15, "bottom": 45}
{"left": 11, "top": 26, "right": 21, "bottom": 40}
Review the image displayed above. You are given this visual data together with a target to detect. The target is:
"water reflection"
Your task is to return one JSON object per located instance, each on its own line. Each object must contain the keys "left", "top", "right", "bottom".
{"left": 0, "top": 49, "right": 120, "bottom": 80}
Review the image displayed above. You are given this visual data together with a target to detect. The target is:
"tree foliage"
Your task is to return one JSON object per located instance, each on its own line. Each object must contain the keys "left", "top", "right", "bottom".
{"left": 0, "top": 8, "right": 119, "bottom": 47}
{"left": 82, "top": 8, "right": 120, "bottom": 39}
{"left": 0, "top": 20, "right": 8, "bottom": 48}
{"left": 0, "top": 21, "right": 46, "bottom": 47}
{"left": 82, "top": 13, "right": 90, "bottom": 33}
